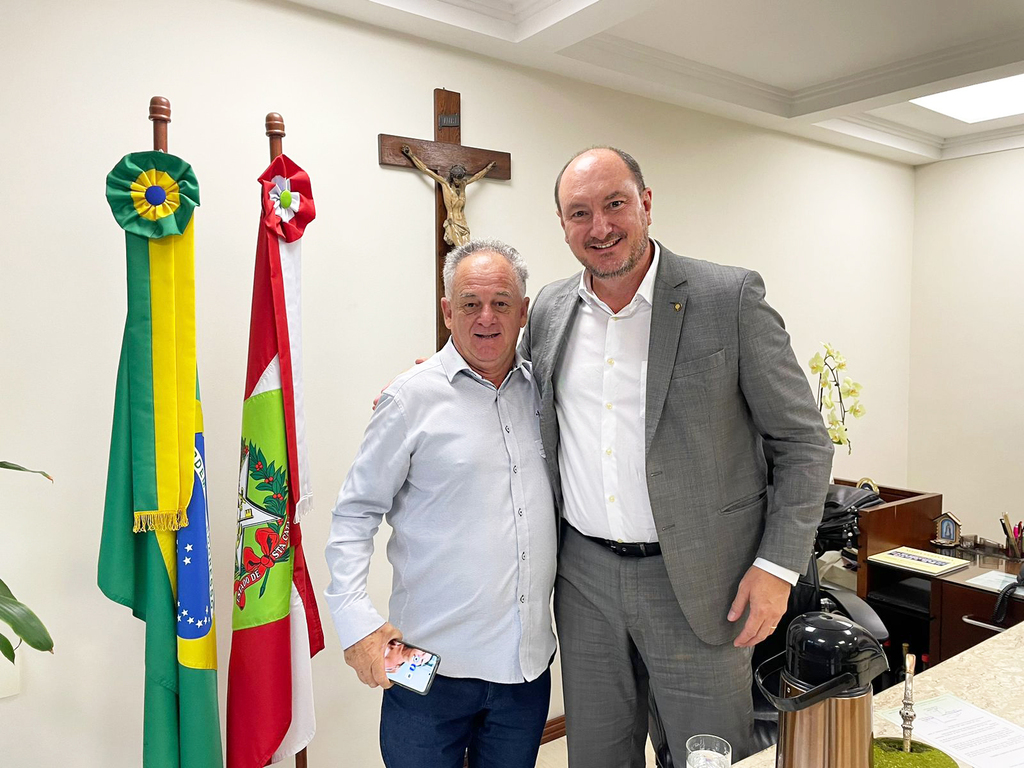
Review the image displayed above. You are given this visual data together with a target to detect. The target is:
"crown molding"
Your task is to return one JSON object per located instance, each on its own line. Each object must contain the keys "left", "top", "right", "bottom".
{"left": 560, "top": 33, "right": 792, "bottom": 116}
{"left": 517, "top": 0, "right": 562, "bottom": 22}
{"left": 790, "top": 28, "right": 1024, "bottom": 118}
{"left": 561, "top": 28, "right": 1024, "bottom": 120}
{"left": 940, "top": 122, "right": 1024, "bottom": 159}
{"left": 816, "top": 113, "right": 1024, "bottom": 162}
{"left": 367, "top": 0, "right": 603, "bottom": 41}
{"left": 839, "top": 115, "right": 944, "bottom": 150}
{"left": 813, "top": 117, "right": 942, "bottom": 161}
{"left": 441, "top": 0, "right": 514, "bottom": 19}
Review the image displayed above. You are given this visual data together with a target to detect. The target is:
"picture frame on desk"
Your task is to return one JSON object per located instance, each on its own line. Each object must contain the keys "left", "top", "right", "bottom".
{"left": 930, "top": 511, "right": 961, "bottom": 548}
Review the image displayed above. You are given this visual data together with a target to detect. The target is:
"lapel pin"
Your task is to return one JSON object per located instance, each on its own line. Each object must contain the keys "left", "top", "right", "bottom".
{"left": 673, "top": 303, "right": 681, "bottom": 312}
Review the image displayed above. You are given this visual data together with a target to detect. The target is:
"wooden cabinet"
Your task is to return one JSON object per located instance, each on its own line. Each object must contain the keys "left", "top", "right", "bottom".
{"left": 931, "top": 576, "right": 1024, "bottom": 662}
{"left": 839, "top": 479, "right": 1024, "bottom": 665}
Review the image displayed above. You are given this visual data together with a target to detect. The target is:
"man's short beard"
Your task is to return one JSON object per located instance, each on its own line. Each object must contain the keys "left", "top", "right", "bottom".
{"left": 584, "top": 232, "right": 650, "bottom": 280}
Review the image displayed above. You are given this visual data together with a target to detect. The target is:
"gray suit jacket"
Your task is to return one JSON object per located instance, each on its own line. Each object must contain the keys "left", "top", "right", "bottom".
{"left": 520, "top": 243, "right": 832, "bottom": 645}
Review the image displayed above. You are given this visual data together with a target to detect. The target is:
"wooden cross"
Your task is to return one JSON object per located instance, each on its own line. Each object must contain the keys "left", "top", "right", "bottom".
{"left": 379, "top": 89, "right": 512, "bottom": 350}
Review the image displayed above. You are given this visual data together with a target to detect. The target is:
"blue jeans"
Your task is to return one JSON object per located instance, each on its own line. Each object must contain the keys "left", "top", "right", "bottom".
{"left": 380, "top": 670, "right": 551, "bottom": 768}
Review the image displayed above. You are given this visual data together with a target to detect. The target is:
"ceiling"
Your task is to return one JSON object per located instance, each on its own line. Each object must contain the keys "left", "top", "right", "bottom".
{"left": 288, "top": 0, "right": 1024, "bottom": 164}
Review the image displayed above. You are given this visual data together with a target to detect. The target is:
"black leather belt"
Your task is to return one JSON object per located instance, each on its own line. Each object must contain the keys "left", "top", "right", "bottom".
{"left": 582, "top": 532, "right": 661, "bottom": 557}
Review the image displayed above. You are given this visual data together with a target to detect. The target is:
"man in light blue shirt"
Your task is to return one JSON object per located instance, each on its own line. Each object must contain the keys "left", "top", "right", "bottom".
{"left": 324, "top": 239, "right": 557, "bottom": 768}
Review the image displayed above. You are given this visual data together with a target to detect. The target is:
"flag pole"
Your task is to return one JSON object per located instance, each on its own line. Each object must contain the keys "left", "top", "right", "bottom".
{"left": 266, "top": 112, "right": 285, "bottom": 161}
{"left": 265, "top": 109, "right": 307, "bottom": 768}
{"left": 150, "top": 96, "right": 171, "bottom": 152}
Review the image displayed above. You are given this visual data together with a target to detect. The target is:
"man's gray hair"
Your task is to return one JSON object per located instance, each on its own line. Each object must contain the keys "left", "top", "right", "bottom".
{"left": 443, "top": 239, "right": 529, "bottom": 298}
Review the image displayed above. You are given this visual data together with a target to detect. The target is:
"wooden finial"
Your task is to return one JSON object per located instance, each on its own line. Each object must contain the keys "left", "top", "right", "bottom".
{"left": 266, "top": 112, "right": 286, "bottom": 161}
{"left": 149, "top": 96, "right": 171, "bottom": 152}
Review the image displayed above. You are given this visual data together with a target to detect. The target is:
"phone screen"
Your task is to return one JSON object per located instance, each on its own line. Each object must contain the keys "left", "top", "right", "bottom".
{"left": 384, "top": 639, "right": 440, "bottom": 695}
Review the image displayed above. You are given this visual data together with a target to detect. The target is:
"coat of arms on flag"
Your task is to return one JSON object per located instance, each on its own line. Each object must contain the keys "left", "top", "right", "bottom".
{"left": 227, "top": 154, "right": 325, "bottom": 768}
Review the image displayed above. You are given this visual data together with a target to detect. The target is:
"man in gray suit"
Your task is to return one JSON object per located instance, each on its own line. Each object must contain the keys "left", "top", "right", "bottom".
{"left": 520, "top": 147, "right": 832, "bottom": 764}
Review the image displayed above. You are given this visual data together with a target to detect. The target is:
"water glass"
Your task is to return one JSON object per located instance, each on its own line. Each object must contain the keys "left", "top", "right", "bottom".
{"left": 685, "top": 733, "right": 732, "bottom": 768}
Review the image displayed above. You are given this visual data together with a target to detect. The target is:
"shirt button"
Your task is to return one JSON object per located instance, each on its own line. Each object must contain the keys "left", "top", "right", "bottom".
{"left": 505, "top": 425, "right": 510, "bottom": 433}
{"left": 606, "top": 402, "right": 613, "bottom": 410}
{"left": 607, "top": 358, "right": 615, "bottom": 366}
{"left": 513, "top": 465, "right": 518, "bottom": 474}
{"left": 518, "top": 508, "right": 523, "bottom": 516}
{"left": 522, "top": 552, "right": 526, "bottom": 560}
{"left": 520, "top": 595, "right": 526, "bottom": 604}
{"left": 605, "top": 448, "right": 612, "bottom": 456}
{"left": 609, "top": 495, "right": 616, "bottom": 503}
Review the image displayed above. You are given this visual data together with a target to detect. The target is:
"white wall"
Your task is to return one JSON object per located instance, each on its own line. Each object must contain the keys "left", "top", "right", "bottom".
{"left": 0, "top": 0, "right": 914, "bottom": 765}
{"left": 909, "top": 149, "right": 1024, "bottom": 542}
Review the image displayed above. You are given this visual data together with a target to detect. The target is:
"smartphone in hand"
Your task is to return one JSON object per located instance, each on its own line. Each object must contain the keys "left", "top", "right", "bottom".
{"left": 384, "top": 639, "right": 441, "bottom": 695}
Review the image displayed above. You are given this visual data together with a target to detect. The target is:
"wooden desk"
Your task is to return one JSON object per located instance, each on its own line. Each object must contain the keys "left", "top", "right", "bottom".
{"left": 840, "top": 480, "right": 1024, "bottom": 664}
{"left": 736, "top": 619, "right": 1024, "bottom": 767}
{"left": 930, "top": 559, "right": 1024, "bottom": 661}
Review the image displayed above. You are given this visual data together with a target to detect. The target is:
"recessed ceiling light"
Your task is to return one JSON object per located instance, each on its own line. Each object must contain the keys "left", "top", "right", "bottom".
{"left": 911, "top": 73, "right": 1024, "bottom": 124}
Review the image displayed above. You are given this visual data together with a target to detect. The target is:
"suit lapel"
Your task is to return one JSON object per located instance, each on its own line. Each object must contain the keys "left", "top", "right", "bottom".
{"left": 646, "top": 247, "right": 688, "bottom": 454}
{"left": 539, "top": 279, "right": 581, "bottom": 482}
{"left": 540, "top": 278, "right": 581, "bottom": 389}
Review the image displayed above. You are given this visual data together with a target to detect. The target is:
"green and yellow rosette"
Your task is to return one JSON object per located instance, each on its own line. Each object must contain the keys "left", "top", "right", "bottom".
{"left": 107, "top": 151, "right": 199, "bottom": 239}
{"left": 106, "top": 151, "right": 202, "bottom": 533}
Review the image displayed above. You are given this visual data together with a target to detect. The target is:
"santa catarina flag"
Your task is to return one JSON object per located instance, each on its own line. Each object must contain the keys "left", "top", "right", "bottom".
{"left": 98, "top": 151, "right": 223, "bottom": 768}
{"left": 227, "top": 155, "right": 325, "bottom": 768}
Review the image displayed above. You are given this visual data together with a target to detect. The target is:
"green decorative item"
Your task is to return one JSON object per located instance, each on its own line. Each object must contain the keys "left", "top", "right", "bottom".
{"left": 105, "top": 151, "right": 200, "bottom": 240}
{"left": 1, "top": 461, "right": 54, "bottom": 663}
{"left": 873, "top": 738, "right": 957, "bottom": 767}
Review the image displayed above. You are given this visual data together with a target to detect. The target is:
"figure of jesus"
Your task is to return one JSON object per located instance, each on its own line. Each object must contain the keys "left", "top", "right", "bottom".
{"left": 402, "top": 144, "right": 495, "bottom": 247}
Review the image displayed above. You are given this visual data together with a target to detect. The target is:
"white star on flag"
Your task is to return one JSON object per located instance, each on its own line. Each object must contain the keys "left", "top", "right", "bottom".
{"left": 184, "top": 557, "right": 192, "bottom": 565}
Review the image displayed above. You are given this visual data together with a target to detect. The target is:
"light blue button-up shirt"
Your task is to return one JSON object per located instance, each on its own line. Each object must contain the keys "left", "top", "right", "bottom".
{"left": 324, "top": 340, "right": 557, "bottom": 683}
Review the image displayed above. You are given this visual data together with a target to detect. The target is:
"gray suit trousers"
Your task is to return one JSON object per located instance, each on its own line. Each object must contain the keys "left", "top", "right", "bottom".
{"left": 556, "top": 526, "right": 755, "bottom": 766}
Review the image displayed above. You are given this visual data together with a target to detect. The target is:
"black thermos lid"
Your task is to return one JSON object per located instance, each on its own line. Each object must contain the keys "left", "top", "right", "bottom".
{"left": 784, "top": 612, "right": 888, "bottom": 691}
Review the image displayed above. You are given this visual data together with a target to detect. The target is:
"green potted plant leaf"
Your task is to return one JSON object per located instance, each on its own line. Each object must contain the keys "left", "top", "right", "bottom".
{"left": 1, "top": 462, "right": 54, "bottom": 662}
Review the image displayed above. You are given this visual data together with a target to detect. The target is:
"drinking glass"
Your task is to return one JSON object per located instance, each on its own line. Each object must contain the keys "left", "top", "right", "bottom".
{"left": 685, "top": 734, "right": 732, "bottom": 768}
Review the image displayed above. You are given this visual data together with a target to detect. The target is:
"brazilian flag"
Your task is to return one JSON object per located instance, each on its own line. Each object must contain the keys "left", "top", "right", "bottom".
{"left": 98, "top": 151, "right": 223, "bottom": 767}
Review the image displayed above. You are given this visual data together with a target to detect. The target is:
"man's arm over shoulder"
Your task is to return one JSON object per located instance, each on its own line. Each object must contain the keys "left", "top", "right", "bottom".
{"left": 324, "top": 391, "right": 412, "bottom": 649}
{"left": 737, "top": 270, "right": 832, "bottom": 574}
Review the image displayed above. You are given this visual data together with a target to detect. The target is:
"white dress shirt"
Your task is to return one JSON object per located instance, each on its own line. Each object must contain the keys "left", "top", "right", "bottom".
{"left": 554, "top": 242, "right": 798, "bottom": 585}
{"left": 324, "top": 340, "right": 557, "bottom": 683}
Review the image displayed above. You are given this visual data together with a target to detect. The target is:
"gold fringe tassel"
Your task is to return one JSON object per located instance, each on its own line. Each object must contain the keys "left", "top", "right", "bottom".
{"left": 133, "top": 508, "right": 190, "bottom": 533}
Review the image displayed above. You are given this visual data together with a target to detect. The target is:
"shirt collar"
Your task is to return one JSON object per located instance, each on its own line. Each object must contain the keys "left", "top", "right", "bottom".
{"left": 577, "top": 239, "right": 661, "bottom": 315}
{"left": 438, "top": 337, "right": 531, "bottom": 385}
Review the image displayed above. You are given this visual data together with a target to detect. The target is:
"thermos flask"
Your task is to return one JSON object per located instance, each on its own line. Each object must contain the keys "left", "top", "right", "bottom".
{"left": 755, "top": 611, "right": 889, "bottom": 768}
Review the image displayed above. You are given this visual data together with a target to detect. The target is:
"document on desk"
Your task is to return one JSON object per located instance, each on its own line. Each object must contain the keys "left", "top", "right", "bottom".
{"left": 880, "top": 693, "right": 1024, "bottom": 767}
{"left": 966, "top": 570, "right": 1018, "bottom": 591}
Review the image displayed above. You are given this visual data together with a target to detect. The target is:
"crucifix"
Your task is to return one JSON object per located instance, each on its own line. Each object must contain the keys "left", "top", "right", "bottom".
{"left": 379, "top": 88, "right": 512, "bottom": 350}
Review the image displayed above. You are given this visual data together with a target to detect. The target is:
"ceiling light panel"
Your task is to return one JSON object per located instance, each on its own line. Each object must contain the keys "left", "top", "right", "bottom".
{"left": 911, "top": 72, "right": 1024, "bottom": 124}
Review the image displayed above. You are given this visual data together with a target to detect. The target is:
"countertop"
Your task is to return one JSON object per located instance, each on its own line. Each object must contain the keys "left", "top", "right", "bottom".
{"left": 735, "top": 620, "right": 1024, "bottom": 767}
